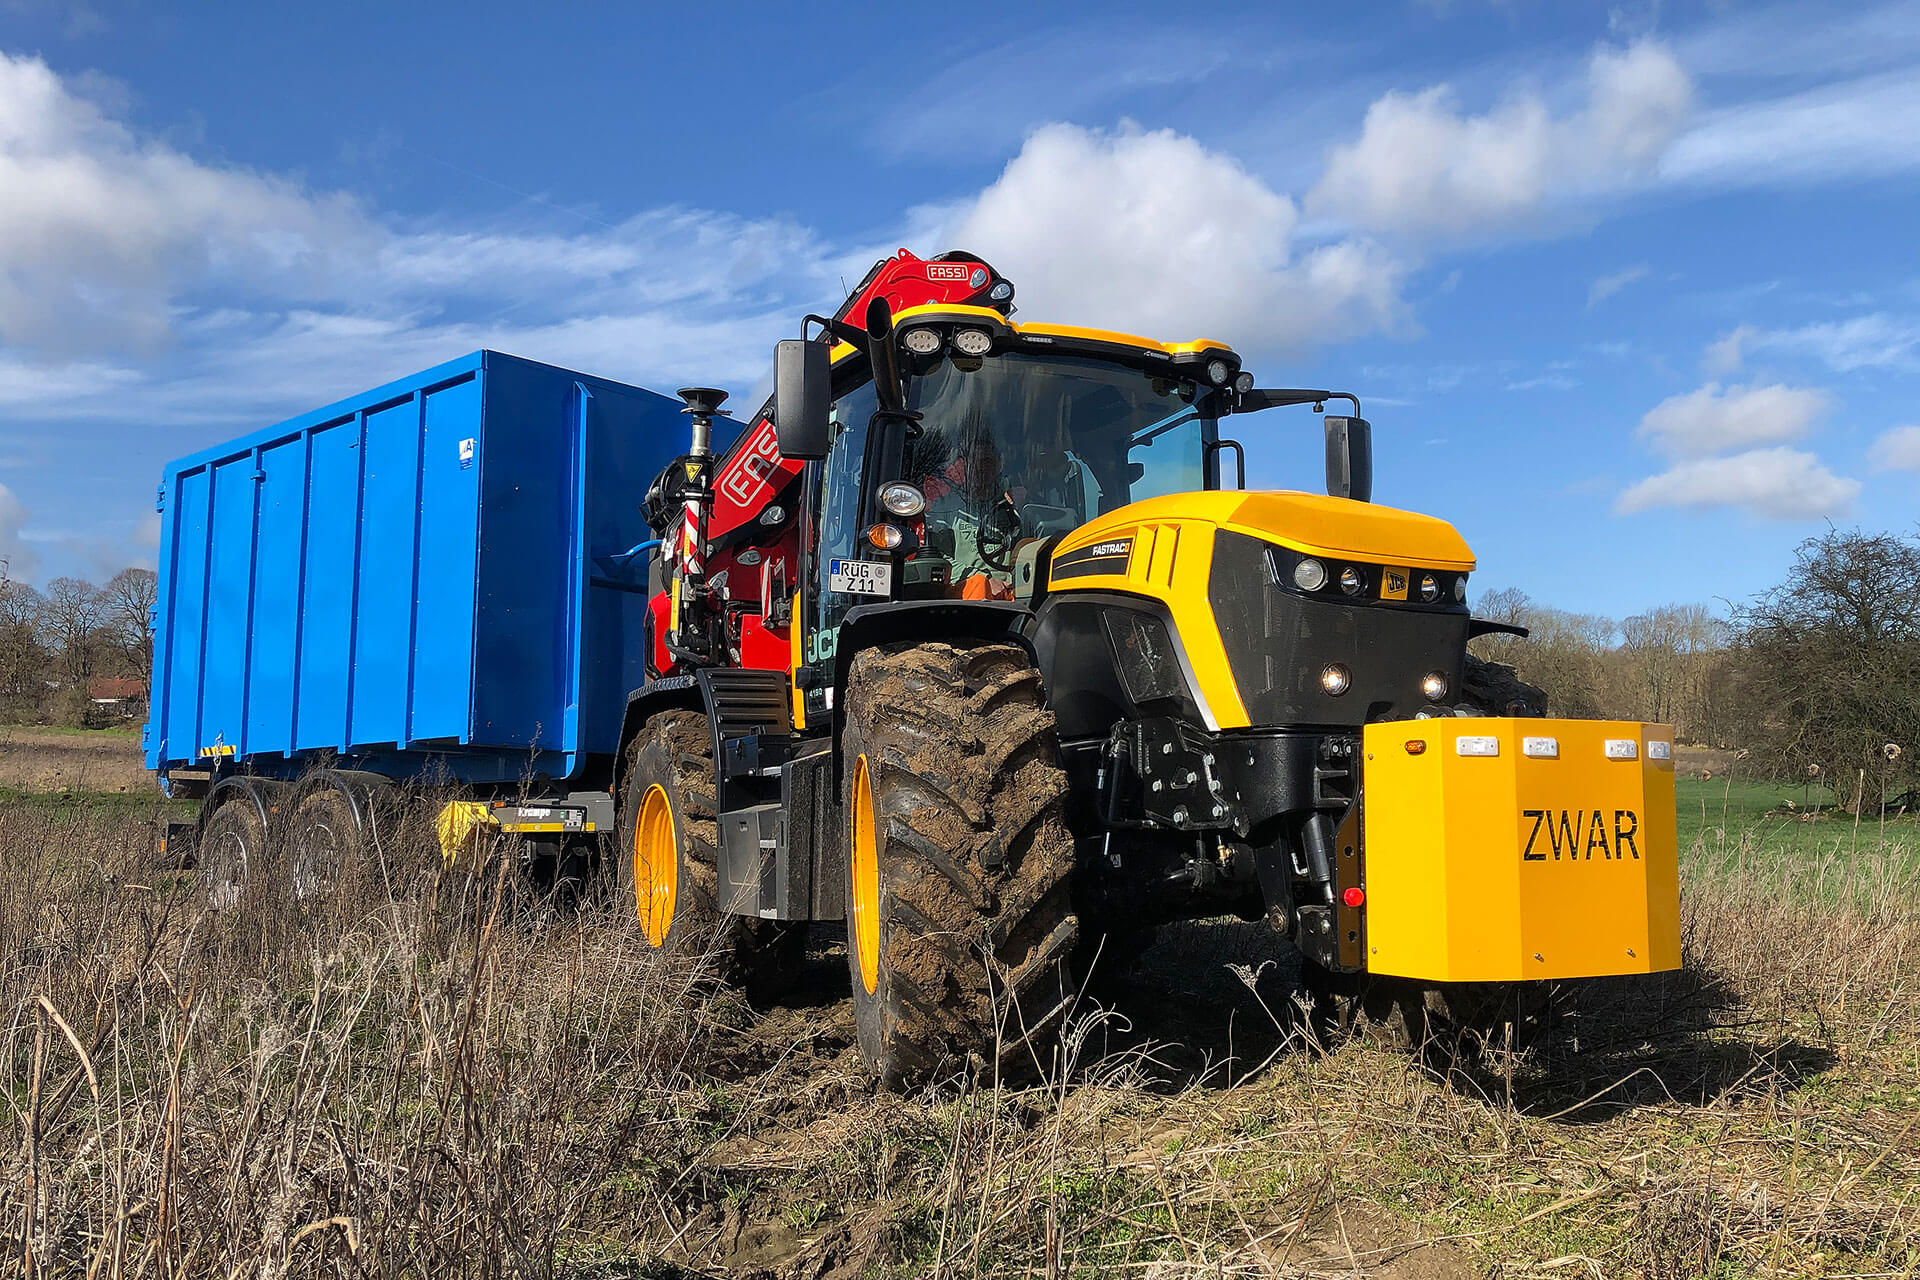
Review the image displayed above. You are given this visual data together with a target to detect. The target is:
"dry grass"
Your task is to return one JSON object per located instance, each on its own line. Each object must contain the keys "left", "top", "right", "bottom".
{"left": 1, "top": 795, "right": 1916, "bottom": 1278}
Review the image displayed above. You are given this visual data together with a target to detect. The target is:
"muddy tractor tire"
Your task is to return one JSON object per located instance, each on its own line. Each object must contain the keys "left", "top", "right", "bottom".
{"left": 616, "top": 710, "right": 801, "bottom": 993}
{"left": 841, "top": 640, "right": 1081, "bottom": 1090}
{"left": 1461, "top": 653, "right": 1548, "bottom": 717}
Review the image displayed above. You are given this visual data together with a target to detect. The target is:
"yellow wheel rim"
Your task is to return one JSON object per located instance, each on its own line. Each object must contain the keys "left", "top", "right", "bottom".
{"left": 634, "top": 783, "right": 677, "bottom": 947}
{"left": 850, "top": 754, "right": 881, "bottom": 995}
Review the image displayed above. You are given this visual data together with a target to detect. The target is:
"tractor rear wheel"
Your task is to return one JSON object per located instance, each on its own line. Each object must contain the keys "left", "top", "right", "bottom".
{"left": 842, "top": 640, "right": 1080, "bottom": 1089}
{"left": 616, "top": 710, "right": 801, "bottom": 993}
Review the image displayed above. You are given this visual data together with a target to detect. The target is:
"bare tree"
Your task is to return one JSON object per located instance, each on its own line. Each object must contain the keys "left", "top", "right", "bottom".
{"left": 101, "top": 567, "right": 159, "bottom": 696}
{"left": 38, "top": 576, "right": 106, "bottom": 688}
{"left": 1617, "top": 603, "right": 1728, "bottom": 738}
{"left": 1731, "top": 528, "right": 1920, "bottom": 807}
{"left": 0, "top": 577, "right": 47, "bottom": 705}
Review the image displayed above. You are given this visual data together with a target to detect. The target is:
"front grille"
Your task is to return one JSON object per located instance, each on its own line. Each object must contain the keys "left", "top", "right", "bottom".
{"left": 1208, "top": 531, "right": 1468, "bottom": 726}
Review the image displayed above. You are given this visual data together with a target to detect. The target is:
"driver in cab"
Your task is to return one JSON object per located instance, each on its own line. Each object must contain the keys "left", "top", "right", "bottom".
{"left": 911, "top": 388, "right": 1119, "bottom": 598}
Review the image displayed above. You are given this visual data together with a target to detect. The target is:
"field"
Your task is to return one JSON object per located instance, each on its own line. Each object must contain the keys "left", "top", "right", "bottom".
{"left": 0, "top": 724, "right": 150, "bottom": 798}
{"left": 1, "top": 738, "right": 1915, "bottom": 1277}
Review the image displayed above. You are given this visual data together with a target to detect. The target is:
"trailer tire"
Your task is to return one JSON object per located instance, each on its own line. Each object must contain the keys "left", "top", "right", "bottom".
{"left": 616, "top": 710, "right": 801, "bottom": 995}
{"left": 842, "top": 640, "right": 1080, "bottom": 1090}
{"left": 198, "top": 798, "right": 267, "bottom": 912}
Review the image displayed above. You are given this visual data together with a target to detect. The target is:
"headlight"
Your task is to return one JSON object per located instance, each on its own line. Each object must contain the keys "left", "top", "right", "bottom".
{"left": 1339, "top": 566, "right": 1364, "bottom": 596}
{"left": 866, "top": 523, "right": 903, "bottom": 550}
{"left": 1419, "top": 574, "right": 1439, "bottom": 602}
{"left": 901, "top": 327, "right": 942, "bottom": 355}
{"left": 1453, "top": 575, "right": 1468, "bottom": 603}
{"left": 878, "top": 482, "right": 926, "bottom": 517}
{"left": 1421, "top": 671, "right": 1449, "bottom": 700}
{"left": 1293, "top": 557, "right": 1328, "bottom": 591}
{"left": 988, "top": 281, "right": 1014, "bottom": 303}
{"left": 952, "top": 328, "right": 993, "bottom": 357}
{"left": 1206, "top": 358, "right": 1231, "bottom": 385}
{"left": 1320, "top": 663, "right": 1352, "bottom": 695}
{"left": 1103, "top": 610, "right": 1185, "bottom": 705}
{"left": 758, "top": 504, "right": 786, "bottom": 526}
{"left": 1234, "top": 371, "right": 1254, "bottom": 395}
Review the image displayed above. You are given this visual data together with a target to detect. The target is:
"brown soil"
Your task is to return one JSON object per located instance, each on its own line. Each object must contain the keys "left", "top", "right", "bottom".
{"left": 0, "top": 723, "right": 153, "bottom": 794}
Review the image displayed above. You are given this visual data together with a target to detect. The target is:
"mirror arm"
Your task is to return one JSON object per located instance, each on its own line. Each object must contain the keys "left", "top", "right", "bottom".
{"left": 802, "top": 314, "right": 867, "bottom": 349}
{"left": 1232, "top": 388, "right": 1362, "bottom": 417}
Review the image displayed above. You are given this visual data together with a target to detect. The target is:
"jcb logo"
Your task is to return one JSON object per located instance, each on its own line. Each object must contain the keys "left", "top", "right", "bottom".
{"left": 1385, "top": 570, "right": 1407, "bottom": 595}
{"left": 1522, "top": 809, "right": 1640, "bottom": 862}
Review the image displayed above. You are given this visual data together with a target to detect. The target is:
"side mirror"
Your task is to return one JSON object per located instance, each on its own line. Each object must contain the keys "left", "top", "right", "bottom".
{"left": 1328, "top": 416, "right": 1374, "bottom": 506}
{"left": 773, "top": 339, "right": 831, "bottom": 461}
{"left": 1324, "top": 415, "right": 1372, "bottom": 503}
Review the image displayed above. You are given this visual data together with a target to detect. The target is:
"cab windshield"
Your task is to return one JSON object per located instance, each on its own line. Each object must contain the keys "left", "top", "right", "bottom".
{"left": 806, "top": 351, "right": 1216, "bottom": 663}
{"left": 901, "top": 352, "right": 1214, "bottom": 581}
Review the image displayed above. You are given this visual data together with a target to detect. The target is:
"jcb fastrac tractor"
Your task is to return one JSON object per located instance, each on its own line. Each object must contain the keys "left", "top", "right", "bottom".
{"left": 623, "top": 249, "right": 1680, "bottom": 1087}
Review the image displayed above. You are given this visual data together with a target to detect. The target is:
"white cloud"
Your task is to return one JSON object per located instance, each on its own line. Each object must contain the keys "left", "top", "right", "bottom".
{"left": 949, "top": 123, "right": 1408, "bottom": 349}
{"left": 1588, "top": 264, "right": 1650, "bottom": 307}
{"left": 1660, "top": 68, "right": 1920, "bottom": 187}
{"left": 1616, "top": 448, "right": 1861, "bottom": 519}
{"left": 1702, "top": 325, "right": 1753, "bottom": 375}
{"left": 1306, "top": 41, "right": 1692, "bottom": 238}
{"left": 0, "top": 50, "right": 371, "bottom": 358}
{"left": 1743, "top": 314, "right": 1920, "bottom": 374}
{"left": 0, "top": 481, "right": 34, "bottom": 581}
{"left": 1869, "top": 425, "right": 1920, "bottom": 472}
{"left": 1637, "top": 381, "right": 1831, "bottom": 459}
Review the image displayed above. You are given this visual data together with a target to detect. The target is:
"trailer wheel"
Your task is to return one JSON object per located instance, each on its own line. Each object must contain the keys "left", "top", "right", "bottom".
{"left": 198, "top": 799, "right": 266, "bottom": 911}
{"left": 842, "top": 640, "right": 1080, "bottom": 1090}
{"left": 616, "top": 710, "right": 801, "bottom": 992}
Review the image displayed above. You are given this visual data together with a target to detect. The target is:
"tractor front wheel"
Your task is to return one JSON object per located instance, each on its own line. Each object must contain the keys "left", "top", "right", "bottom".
{"left": 616, "top": 710, "right": 801, "bottom": 994}
{"left": 842, "top": 640, "right": 1080, "bottom": 1089}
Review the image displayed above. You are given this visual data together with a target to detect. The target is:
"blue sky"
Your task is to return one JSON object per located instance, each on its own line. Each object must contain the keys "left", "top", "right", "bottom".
{"left": 0, "top": 0, "right": 1915, "bottom": 620}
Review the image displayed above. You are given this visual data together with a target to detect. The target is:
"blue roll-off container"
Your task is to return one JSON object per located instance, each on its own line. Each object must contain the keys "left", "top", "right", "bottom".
{"left": 145, "top": 350, "right": 696, "bottom": 787}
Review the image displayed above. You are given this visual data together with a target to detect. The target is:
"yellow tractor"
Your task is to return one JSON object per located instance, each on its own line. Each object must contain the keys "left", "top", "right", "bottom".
{"left": 620, "top": 250, "right": 1679, "bottom": 1087}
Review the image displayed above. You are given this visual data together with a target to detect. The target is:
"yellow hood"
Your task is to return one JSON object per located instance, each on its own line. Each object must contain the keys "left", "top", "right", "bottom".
{"left": 1056, "top": 490, "right": 1475, "bottom": 573}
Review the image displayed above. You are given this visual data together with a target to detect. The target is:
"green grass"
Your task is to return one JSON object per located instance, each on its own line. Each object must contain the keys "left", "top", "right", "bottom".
{"left": 1675, "top": 774, "right": 1920, "bottom": 918}
{"left": 0, "top": 785, "right": 190, "bottom": 818}
{"left": 0, "top": 720, "right": 141, "bottom": 739}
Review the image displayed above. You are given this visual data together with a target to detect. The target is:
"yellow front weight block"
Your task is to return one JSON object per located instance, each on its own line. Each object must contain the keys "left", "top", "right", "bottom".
{"left": 1361, "top": 718, "right": 1681, "bottom": 983}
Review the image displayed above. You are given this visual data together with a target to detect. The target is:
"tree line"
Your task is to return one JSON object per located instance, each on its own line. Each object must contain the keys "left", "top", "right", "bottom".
{"left": 0, "top": 567, "right": 157, "bottom": 725}
{"left": 1472, "top": 527, "right": 1920, "bottom": 809}
{"left": 3, "top": 530, "right": 1914, "bottom": 806}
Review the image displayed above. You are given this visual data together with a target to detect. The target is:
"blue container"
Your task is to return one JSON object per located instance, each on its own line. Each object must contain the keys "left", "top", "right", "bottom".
{"left": 145, "top": 350, "right": 696, "bottom": 785}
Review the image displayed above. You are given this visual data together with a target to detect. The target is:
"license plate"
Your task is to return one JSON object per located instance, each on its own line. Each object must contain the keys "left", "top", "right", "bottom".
{"left": 829, "top": 558, "right": 892, "bottom": 597}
